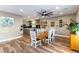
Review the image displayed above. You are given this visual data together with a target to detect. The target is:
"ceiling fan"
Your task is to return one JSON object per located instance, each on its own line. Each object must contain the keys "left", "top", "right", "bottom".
{"left": 37, "top": 10, "right": 54, "bottom": 18}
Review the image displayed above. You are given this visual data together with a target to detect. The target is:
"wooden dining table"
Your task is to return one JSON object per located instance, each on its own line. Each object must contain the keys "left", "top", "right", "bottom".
{"left": 36, "top": 31, "right": 48, "bottom": 44}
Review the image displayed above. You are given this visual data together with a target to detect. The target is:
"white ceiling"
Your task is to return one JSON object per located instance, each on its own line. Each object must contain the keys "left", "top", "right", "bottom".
{"left": 0, "top": 5, "right": 79, "bottom": 18}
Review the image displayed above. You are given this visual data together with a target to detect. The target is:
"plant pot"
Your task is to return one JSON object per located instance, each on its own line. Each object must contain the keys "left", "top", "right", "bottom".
{"left": 70, "top": 34, "right": 79, "bottom": 51}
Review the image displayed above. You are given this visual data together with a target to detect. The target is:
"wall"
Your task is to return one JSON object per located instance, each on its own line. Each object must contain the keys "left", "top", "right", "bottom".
{"left": 76, "top": 10, "right": 79, "bottom": 22}
{"left": 0, "top": 11, "right": 23, "bottom": 42}
{"left": 23, "top": 14, "right": 77, "bottom": 36}
{"left": 41, "top": 14, "right": 76, "bottom": 36}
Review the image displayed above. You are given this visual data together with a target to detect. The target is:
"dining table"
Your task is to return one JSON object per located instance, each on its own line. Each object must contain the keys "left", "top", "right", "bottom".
{"left": 36, "top": 29, "right": 48, "bottom": 45}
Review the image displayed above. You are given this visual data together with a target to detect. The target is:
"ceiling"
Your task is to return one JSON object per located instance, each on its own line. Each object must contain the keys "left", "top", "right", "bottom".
{"left": 0, "top": 5, "right": 79, "bottom": 18}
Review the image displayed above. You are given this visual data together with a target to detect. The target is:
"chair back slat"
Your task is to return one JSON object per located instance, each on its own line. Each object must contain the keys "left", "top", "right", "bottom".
{"left": 52, "top": 29, "right": 55, "bottom": 37}
{"left": 30, "top": 31, "right": 36, "bottom": 41}
{"left": 48, "top": 30, "right": 53, "bottom": 39}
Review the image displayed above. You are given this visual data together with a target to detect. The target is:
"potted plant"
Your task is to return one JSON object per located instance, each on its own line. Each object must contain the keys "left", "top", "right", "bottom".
{"left": 67, "top": 22, "right": 79, "bottom": 35}
{"left": 66, "top": 22, "right": 79, "bottom": 51}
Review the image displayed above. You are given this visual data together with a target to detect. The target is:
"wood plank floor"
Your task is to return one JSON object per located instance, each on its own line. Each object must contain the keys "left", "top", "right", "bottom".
{"left": 0, "top": 34, "right": 78, "bottom": 53}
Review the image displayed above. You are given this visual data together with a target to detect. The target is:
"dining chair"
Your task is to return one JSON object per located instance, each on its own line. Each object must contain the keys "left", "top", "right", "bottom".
{"left": 30, "top": 30, "right": 42, "bottom": 48}
{"left": 46, "top": 30, "right": 53, "bottom": 44}
{"left": 36, "top": 29, "right": 39, "bottom": 32}
{"left": 40, "top": 28, "right": 45, "bottom": 32}
{"left": 51, "top": 29, "right": 55, "bottom": 41}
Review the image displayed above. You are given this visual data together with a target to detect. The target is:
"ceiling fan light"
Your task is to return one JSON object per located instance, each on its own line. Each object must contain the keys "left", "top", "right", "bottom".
{"left": 42, "top": 16, "right": 45, "bottom": 18}
{"left": 20, "top": 9, "right": 23, "bottom": 12}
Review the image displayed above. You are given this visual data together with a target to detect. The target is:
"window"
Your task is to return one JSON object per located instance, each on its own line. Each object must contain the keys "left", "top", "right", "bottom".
{"left": 59, "top": 20, "right": 63, "bottom": 27}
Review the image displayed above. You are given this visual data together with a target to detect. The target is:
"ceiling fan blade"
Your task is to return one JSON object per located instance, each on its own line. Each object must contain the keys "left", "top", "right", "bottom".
{"left": 37, "top": 10, "right": 54, "bottom": 18}
{"left": 49, "top": 13, "right": 54, "bottom": 15}
{"left": 47, "top": 11, "right": 53, "bottom": 14}
{"left": 37, "top": 12, "right": 42, "bottom": 15}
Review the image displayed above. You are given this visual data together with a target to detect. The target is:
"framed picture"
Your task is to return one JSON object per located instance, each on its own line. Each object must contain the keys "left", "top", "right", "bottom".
{"left": 43, "top": 21, "right": 47, "bottom": 25}
{"left": 41, "top": 21, "right": 47, "bottom": 28}
{"left": 0, "top": 16, "right": 14, "bottom": 27}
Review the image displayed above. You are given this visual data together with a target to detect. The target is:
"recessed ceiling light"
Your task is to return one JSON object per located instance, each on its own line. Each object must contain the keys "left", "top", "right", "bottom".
{"left": 20, "top": 9, "right": 23, "bottom": 12}
{"left": 23, "top": 17, "right": 26, "bottom": 19}
{"left": 60, "top": 12, "right": 63, "bottom": 15}
{"left": 35, "top": 18, "right": 39, "bottom": 19}
{"left": 27, "top": 16, "right": 30, "bottom": 18}
{"left": 56, "top": 6, "right": 60, "bottom": 9}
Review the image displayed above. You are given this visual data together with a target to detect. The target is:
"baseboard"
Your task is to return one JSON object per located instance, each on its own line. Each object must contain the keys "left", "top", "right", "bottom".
{"left": 55, "top": 34, "right": 70, "bottom": 38}
{"left": 0, "top": 36, "right": 22, "bottom": 43}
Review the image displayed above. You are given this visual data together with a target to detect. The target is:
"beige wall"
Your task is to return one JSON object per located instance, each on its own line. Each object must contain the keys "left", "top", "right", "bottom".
{"left": 23, "top": 14, "right": 77, "bottom": 36}
{"left": 40, "top": 14, "right": 76, "bottom": 36}
{"left": 0, "top": 11, "right": 23, "bottom": 41}
{"left": 76, "top": 10, "right": 79, "bottom": 22}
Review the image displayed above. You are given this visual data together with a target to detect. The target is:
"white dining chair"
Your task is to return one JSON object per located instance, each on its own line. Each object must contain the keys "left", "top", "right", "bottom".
{"left": 51, "top": 29, "right": 55, "bottom": 41}
{"left": 36, "top": 29, "right": 41, "bottom": 33}
{"left": 30, "top": 30, "right": 41, "bottom": 48}
{"left": 40, "top": 28, "right": 45, "bottom": 32}
{"left": 46, "top": 30, "right": 53, "bottom": 44}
